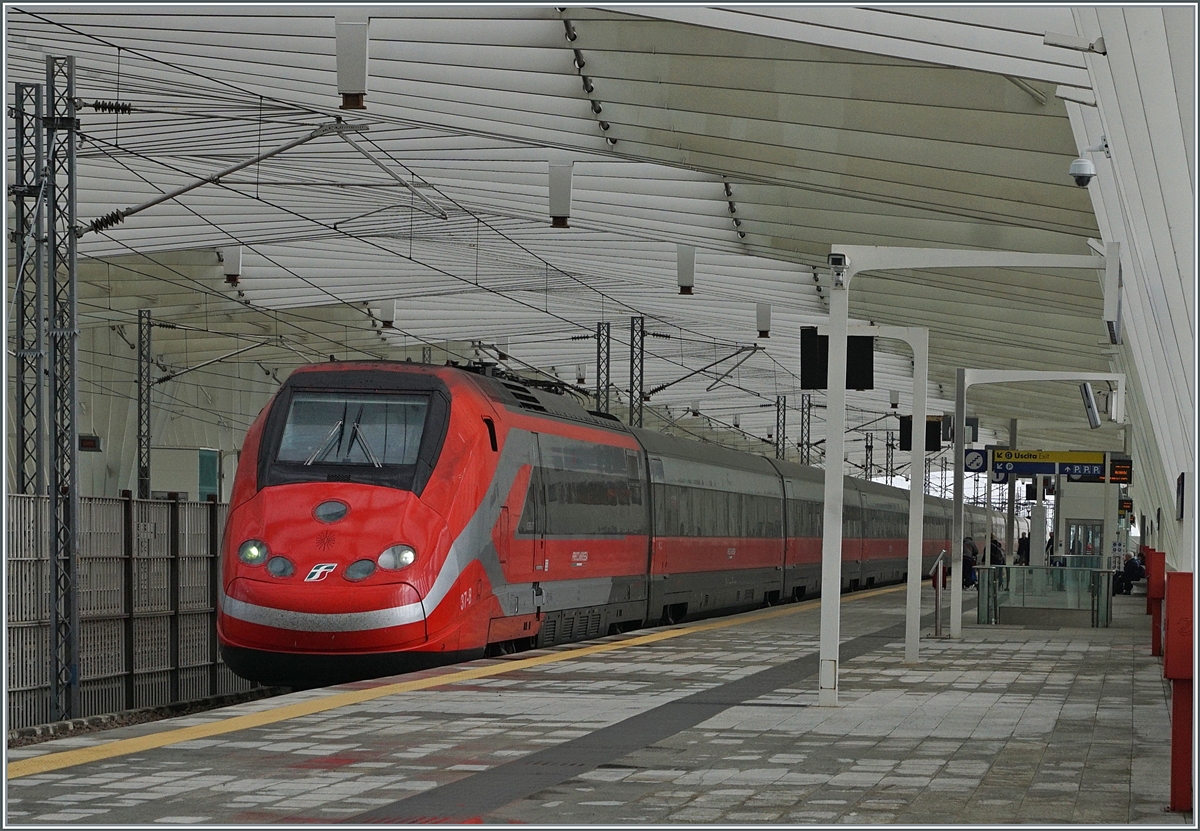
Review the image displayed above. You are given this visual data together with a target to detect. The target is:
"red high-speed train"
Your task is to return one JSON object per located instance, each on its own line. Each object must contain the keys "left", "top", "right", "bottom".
{"left": 218, "top": 361, "right": 998, "bottom": 687}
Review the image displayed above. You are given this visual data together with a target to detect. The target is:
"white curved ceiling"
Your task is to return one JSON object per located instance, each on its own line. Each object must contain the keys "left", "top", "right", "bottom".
{"left": 7, "top": 5, "right": 1135, "bottom": 479}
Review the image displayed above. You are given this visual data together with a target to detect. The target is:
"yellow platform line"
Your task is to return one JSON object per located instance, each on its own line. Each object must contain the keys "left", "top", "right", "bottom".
{"left": 8, "top": 583, "right": 902, "bottom": 779}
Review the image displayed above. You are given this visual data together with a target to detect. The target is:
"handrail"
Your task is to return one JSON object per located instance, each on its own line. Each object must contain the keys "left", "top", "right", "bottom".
{"left": 929, "top": 549, "right": 946, "bottom": 577}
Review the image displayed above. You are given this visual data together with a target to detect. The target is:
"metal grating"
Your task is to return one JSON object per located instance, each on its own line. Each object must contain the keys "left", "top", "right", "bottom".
{"left": 79, "top": 618, "right": 124, "bottom": 679}
{"left": 80, "top": 677, "right": 123, "bottom": 718}
{"left": 6, "top": 494, "right": 260, "bottom": 730}
{"left": 179, "top": 613, "right": 212, "bottom": 667}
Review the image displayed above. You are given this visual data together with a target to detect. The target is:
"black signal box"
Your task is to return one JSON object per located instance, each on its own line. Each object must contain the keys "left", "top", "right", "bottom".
{"left": 799, "top": 327, "right": 874, "bottom": 390}
{"left": 898, "top": 415, "right": 941, "bottom": 452}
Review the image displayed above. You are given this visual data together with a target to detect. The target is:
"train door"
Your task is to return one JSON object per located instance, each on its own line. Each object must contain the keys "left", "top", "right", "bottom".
{"left": 513, "top": 434, "right": 547, "bottom": 577}
{"left": 782, "top": 478, "right": 796, "bottom": 596}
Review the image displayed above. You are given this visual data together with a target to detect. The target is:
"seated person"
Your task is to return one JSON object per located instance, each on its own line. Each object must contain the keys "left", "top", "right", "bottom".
{"left": 1122, "top": 553, "right": 1144, "bottom": 594}
{"left": 1114, "top": 553, "right": 1145, "bottom": 595}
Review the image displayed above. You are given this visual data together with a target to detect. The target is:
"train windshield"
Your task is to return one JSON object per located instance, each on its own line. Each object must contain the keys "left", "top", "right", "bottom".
{"left": 277, "top": 393, "right": 428, "bottom": 468}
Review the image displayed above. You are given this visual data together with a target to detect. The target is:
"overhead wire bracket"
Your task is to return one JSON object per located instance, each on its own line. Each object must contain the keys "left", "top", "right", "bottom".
{"left": 646, "top": 344, "right": 759, "bottom": 397}
{"left": 79, "top": 120, "right": 368, "bottom": 236}
{"left": 336, "top": 133, "right": 449, "bottom": 220}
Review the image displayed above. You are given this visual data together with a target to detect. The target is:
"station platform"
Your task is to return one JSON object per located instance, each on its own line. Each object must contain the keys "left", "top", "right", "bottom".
{"left": 7, "top": 582, "right": 1188, "bottom": 825}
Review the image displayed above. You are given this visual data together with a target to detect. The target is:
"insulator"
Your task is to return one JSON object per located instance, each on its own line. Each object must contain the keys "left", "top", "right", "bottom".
{"left": 88, "top": 210, "right": 126, "bottom": 234}
{"left": 90, "top": 99, "right": 133, "bottom": 114}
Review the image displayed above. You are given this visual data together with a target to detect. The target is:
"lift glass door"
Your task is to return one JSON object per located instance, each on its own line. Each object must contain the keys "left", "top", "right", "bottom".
{"left": 1065, "top": 520, "right": 1104, "bottom": 569}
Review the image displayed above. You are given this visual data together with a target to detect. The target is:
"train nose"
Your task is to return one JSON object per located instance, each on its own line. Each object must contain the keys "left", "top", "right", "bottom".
{"left": 220, "top": 577, "right": 428, "bottom": 652}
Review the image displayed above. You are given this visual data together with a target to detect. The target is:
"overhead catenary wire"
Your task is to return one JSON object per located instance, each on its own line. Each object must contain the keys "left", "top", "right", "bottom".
{"left": 4, "top": 11, "right": 974, "bottom": 473}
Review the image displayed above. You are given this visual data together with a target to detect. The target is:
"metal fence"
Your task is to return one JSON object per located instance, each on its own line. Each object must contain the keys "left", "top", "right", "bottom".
{"left": 7, "top": 494, "right": 255, "bottom": 730}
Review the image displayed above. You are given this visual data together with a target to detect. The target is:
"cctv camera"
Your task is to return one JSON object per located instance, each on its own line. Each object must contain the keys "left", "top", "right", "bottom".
{"left": 1069, "top": 157, "right": 1096, "bottom": 187}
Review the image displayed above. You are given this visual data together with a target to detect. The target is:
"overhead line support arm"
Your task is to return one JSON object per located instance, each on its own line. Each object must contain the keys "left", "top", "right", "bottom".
{"left": 79, "top": 121, "right": 367, "bottom": 236}
{"left": 647, "top": 345, "right": 758, "bottom": 397}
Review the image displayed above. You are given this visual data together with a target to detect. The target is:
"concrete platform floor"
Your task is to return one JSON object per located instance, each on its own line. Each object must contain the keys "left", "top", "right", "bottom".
{"left": 6, "top": 582, "right": 1190, "bottom": 825}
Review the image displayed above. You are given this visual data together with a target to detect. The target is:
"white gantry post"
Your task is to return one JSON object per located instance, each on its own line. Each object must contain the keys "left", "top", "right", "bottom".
{"left": 902, "top": 327, "right": 928, "bottom": 662}
{"left": 948, "top": 369, "right": 1126, "bottom": 632}
{"left": 818, "top": 270, "right": 849, "bottom": 706}
{"left": 816, "top": 245, "right": 1110, "bottom": 685}
{"left": 818, "top": 321, "right": 929, "bottom": 663}
{"left": 951, "top": 369, "right": 967, "bottom": 637}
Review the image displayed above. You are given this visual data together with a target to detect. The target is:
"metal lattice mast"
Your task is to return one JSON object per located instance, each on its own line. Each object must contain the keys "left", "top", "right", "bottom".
{"left": 864, "top": 432, "right": 874, "bottom": 479}
{"left": 45, "top": 54, "right": 80, "bottom": 721}
{"left": 799, "top": 393, "right": 812, "bottom": 464}
{"left": 628, "top": 316, "right": 644, "bottom": 427}
{"left": 595, "top": 321, "right": 610, "bottom": 414}
{"left": 13, "top": 82, "right": 45, "bottom": 495}
{"left": 775, "top": 395, "right": 786, "bottom": 460}
{"left": 885, "top": 431, "right": 895, "bottom": 486}
{"left": 138, "top": 309, "right": 153, "bottom": 499}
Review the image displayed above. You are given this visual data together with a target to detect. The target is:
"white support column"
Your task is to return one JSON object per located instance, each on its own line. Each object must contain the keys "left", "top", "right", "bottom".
{"left": 951, "top": 369, "right": 966, "bottom": 638}
{"left": 1006, "top": 419, "right": 1018, "bottom": 560}
{"left": 819, "top": 321, "right": 928, "bottom": 663}
{"left": 1032, "top": 475, "right": 1047, "bottom": 566}
{"left": 818, "top": 281, "right": 848, "bottom": 707}
{"left": 904, "top": 327, "right": 928, "bottom": 663}
{"left": 1103, "top": 451, "right": 1119, "bottom": 568}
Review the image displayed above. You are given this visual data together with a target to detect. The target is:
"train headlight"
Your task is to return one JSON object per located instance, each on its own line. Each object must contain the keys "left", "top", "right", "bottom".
{"left": 238, "top": 539, "right": 269, "bottom": 566}
{"left": 266, "top": 556, "right": 294, "bottom": 578}
{"left": 377, "top": 544, "right": 417, "bottom": 570}
{"left": 344, "top": 559, "right": 376, "bottom": 582}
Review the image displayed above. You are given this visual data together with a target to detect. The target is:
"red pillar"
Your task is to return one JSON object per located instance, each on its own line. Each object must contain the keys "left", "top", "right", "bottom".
{"left": 1145, "top": 550, "right": 1166, "bottom": 655}
{"left": 1145, "top": 546, "right": 1153, "bottom": 614}
{"left": 1164, "top": 571, "right": 1193, "bottom": 812}
{"left": 1170, "top": 679, "right": 1193, "bottom": 812}
{"left": 1150, "top": 598, "right": 1163, "bottom": 656}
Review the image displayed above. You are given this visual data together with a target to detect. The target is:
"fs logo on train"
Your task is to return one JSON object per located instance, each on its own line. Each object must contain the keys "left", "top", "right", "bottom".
{"left": 305, "top": 563, "right": 337, "bottom": 582}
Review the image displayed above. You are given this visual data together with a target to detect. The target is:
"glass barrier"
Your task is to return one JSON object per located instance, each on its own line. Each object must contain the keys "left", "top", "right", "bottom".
{"left": 977, "top": 566, "right": 1111, "bottom": 627}
{"left": 1052, "top": 554, "right": 1104, "bottom": 571}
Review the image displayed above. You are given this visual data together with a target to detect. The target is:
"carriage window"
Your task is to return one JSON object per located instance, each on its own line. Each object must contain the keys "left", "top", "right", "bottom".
{"left": 277, "top": 392, "right": 428, "bottom": 467}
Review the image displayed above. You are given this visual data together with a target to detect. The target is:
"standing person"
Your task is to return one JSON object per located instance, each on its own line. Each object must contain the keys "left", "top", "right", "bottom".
{"left": 1046, "top": 532, "right": 1055, "bottom": 561}
{"left": 990, "top": 537, "right": 1005, "bottom": 566}
{"left": 962, "top": 537, "right": 979, "bottom": 589}
{"left": 1016, "top": 532, "right": 1030, "bottom": 566}
{"left": 990, "top": 537, "right": 1007, "bottom": 590}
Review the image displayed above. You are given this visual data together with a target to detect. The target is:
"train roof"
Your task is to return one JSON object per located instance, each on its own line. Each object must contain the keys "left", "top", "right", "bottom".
{"left": 632, "top": 425, "right": 781, "bottom": 476}
{"left": 294, "top": 362, "right": 976, "bottom": 516}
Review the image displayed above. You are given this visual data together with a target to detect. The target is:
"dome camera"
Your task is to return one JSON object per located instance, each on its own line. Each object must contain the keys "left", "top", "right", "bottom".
{"left": 1069, "top": 157, "right": 1096, "bottom": 187}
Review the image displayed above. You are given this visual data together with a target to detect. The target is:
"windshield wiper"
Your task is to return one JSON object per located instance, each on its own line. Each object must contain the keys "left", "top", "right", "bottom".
{"left": 346, "top": 404, "right": 382, "bottom": 467}
{"left": 349, "top": 422, "right": 383, "bottom": 468}
{"left": 304, "top": 419, "right": 345, "bottom": 466}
